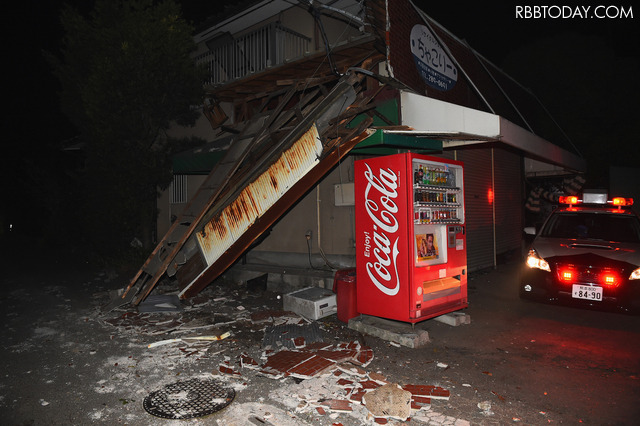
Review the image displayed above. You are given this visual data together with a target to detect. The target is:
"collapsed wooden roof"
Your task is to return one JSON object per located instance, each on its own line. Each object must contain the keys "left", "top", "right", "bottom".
{"left": 104, "top": 50, "right": 397, "bottom": 310}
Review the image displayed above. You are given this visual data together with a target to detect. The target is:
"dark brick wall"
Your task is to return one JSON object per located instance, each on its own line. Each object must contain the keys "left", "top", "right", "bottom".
{"left": 387, "top": 0, "right": 489, "bottom": 113}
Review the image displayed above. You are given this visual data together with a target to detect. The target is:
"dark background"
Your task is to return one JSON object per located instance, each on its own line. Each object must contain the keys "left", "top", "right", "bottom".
{"left": 3, "top": 0, "right": 638, "bottom": 238}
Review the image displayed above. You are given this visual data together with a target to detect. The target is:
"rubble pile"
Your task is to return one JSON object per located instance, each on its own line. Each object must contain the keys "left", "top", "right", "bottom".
{"left": 97, "top": 282, "right": 466, "bottom": 424}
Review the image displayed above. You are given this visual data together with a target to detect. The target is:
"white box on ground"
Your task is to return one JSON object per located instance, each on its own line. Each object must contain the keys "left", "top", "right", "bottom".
{"left": 283, "top": 287, "right": 337, "bottom": 320}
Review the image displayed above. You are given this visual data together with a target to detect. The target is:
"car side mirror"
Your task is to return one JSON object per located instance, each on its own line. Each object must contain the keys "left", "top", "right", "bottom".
{"left": 523, "top": 226, "right": 536, "bottom": 236}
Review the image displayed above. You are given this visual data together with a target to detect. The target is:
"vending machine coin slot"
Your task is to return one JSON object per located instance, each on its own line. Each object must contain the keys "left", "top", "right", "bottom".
{"left": 448, "top": 225, "right": 456, "bottom": 248}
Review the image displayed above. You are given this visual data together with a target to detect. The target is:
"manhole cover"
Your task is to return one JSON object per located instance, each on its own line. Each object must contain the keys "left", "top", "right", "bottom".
{"left": 143, "top": 378, "right": 235, "bottom": 419}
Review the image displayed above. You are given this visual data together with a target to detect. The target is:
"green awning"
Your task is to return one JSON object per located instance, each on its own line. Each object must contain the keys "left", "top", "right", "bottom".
{"left": 352, "top": 129, "right": 443, "bottom": 155}
{"left": 172, "top": 150, "right": 226, "bottom": 174}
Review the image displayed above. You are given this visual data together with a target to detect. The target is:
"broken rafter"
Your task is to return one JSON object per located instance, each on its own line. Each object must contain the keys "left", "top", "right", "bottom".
{"left": 369, "top": 109, "right": 395, "bottom": 126}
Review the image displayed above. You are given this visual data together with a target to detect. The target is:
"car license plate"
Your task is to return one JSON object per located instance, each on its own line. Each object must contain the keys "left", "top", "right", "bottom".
{"left": 572, "top": 285, "right": 602, "bottom": 301}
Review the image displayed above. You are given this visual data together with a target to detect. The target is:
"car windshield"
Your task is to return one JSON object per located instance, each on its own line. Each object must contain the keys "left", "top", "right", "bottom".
{"left": 540, "top": 211, "right": 640, "bottom": 243}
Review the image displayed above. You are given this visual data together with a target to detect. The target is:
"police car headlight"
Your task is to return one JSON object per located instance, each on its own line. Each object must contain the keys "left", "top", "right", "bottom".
{"left": 526, "top": 249, "right": 550, "bottom": 272}
{"left": 630, "top": 268, "right": 640, "bottom": 280}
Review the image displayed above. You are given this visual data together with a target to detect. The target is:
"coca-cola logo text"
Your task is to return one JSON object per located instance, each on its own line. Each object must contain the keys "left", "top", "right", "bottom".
{"left": 363, "top": 163, "right": 400, "bottom": 296}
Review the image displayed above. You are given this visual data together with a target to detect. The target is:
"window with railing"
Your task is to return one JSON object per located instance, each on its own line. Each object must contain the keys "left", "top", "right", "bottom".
{"left": 195, "top": 22, "right": 311, "bottom": 86}
{"left": 170, "top": 174, "right": 188, "bottom": 204}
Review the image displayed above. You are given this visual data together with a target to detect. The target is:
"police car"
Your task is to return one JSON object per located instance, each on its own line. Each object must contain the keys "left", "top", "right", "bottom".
{"left": 520, "top": 192, "right": 640, "bottom": 313}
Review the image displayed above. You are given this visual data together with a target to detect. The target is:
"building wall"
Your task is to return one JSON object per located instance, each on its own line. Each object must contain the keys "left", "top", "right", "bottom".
{"left": 194, "top": 2, "right": 363, "bottom": 60}
{"left": 158, "top": 143, "right": 525, "bottom": 272}
{"left": 159, "top": 2, "right": 365, "bottom": 252}
{"left": 161, "top": 0, "right": 529, "bottom": 274}
{"left": 244, "top": 145, "right": 524, "bottom": 273}
{"left": 157, "top": 174, "right": 208, "bottom": 241}
{"left": 438, "top": 146, "right": 524, "bottom": 271}
{"left": 250, "top": 157, "right": 356, "bottom": 260}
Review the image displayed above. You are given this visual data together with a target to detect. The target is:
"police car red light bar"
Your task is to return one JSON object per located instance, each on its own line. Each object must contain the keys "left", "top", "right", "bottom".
{"left": 611, "top": 197, "right": 633, "bottom": 206}
{"left": 559, "top": 196, "right": 579, "bottom": 205}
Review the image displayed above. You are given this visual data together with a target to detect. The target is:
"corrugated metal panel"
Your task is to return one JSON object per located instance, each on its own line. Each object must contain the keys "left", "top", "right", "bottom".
{"left": 494, "top": 148, "right": 523, "bottom": 255}
{"left": 197, "top": 215, "right": 232, "bottom": 264}
{"left": 196, "top": 123, "right": 322, "bottom": 266}
{"left": 457, "top": 149, "right": 494, "bottom": 272}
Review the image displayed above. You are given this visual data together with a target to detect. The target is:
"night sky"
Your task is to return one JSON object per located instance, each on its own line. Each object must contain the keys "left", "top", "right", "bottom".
{"left": 3, "top": 0, "right": 638, "bottom": 235}
{"left": 8, "top": 0, "right": 637, "bottom": 140}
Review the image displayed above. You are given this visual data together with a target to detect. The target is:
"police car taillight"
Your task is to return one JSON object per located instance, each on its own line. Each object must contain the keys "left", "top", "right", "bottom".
{"left": 601, "top": 272, "right": 620, "bottom": 287}
{"left": 558, "top": 268, "right": 575, "bottom": 283}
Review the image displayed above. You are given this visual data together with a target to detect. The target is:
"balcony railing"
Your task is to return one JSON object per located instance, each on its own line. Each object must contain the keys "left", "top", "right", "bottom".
{"left": 196, "top": 22, "right": 311, "bottom": 86}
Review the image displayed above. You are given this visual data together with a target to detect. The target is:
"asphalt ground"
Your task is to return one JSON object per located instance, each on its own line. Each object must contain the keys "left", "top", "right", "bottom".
{"left": 1, "top": 247, "right": 639, "bottom": 425}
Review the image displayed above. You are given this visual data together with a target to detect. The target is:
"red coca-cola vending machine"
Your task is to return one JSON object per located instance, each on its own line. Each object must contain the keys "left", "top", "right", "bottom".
{"left": 355, "top": 152, "right": 467, "bottom": 323}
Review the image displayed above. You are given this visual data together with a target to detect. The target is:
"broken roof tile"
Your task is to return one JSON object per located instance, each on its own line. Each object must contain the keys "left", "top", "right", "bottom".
{"left": 305, "top": 341, "right": 335, "bottom": 350}
{"left": 368, "top": 372, "right": 388, "bottom": 384}
{"left": 411, "top": 395, "right": 432, "bottom": 406}
{"left": 318, "top": 399, "right": 353, "bottom": 412}
{"left": 335, "top": 363, "right": 367, "bottom": 377}
{"left": 337, "top": 378, "right": 354, "bottom": 386}
{"left": 358, "top": 379, "right": 382, "bottom": 390}
{"left": 348, "top": 389, "right": 367, "bottom": 404}
{"left": 401, "top": 384, "right": 450, "bottom": 400}
{"left": 218, "top": 363, "right": 243, "bottom": 377}
{"left": 287, "top": 354, "right": 335, "bottom": 379}
{"left": 239, "top": 352, "right": 259, "bottom": 369}
{"left": 261, "top": 349, "right": 314, "bottom": 371}
{"left": 353, "top": 348, "right": 374, "bottom": 366}
{"left": 313, "top": 349, "right": 357, "bottom": 363}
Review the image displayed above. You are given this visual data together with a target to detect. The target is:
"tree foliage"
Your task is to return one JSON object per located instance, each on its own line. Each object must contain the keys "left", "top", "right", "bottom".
{"left": 50, "top": 0, "right": 204, "bottom": 260}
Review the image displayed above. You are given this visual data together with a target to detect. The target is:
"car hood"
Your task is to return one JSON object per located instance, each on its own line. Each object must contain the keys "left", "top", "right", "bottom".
{"left": 533, "top": 238, "right": 640, "bottom": 267}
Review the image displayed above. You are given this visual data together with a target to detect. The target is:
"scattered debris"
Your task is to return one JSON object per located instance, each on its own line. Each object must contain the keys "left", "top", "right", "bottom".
{"left": 478, "top": 400, "right": 494, "bottom": 416}
{"left": 262, "top": 322, "right": 322, "bottom": 349}
{"left": 432, "top": 312, "right": 471, "bottom": 327}
{"left": 362, "top": 383, "right": 412, "bottom": 420}
{"left": 256, "top": 340, "right": 372, "bottom": 380}
{"left": 491, "top": 390, "right": 506, "bottom": 402}
{"left": 96, "top": 280, "right": 465, "bottom": 424}
{"left": 218, "top": 359, "right": 244, "bottom": 378}
{"left": 214, "top": 402, "right": 310, "bottom": 425}
{"left": 147, "top": 331, "right": 231, "bottom": 348}
{"left": 137, "top": 294, "right": 183, "bottom": 313}
{"left": 283, "top": 287, "right": 337, "bottom": 320}
{"left": 269, "top": 365, "right": 451, "bottom": 423}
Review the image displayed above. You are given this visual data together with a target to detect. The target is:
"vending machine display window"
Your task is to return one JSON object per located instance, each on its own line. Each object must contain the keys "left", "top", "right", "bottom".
{"left": 415, "top": 226, "right": 447, "bottom": 266}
